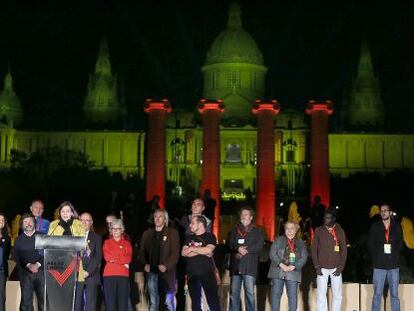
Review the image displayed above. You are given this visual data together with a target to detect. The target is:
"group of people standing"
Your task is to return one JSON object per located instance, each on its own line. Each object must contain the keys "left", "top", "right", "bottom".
{"left": 0, "top": 197, "right": 405, "bottom": 311}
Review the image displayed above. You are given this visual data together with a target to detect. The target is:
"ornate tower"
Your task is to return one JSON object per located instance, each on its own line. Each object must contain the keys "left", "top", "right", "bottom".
{"left": 348, "top": 40, "right": 384, "bottom": 127}
{"left": 0, "top": 69, "right": 23, "bottom": 126}
{"left": 83, "top": 39, "right": 121, "bottom": 123}
{"left": 202, "top": 2, "right": 267, "bottom": 126}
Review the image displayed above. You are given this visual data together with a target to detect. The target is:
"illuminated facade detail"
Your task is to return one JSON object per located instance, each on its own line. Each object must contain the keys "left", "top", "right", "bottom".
{"left": 0, "top": 69, "right": 23, "bottom": 126}
{"left": 83, "top": 39, "right": 122, "bottom": 123}
{"left": 348, "top": 40, "right": 384, "bottom": 127}
{"left": 144, "top": 99, "right": 171, "bottom": 209}
{"left": 252, "top": 100, "right": 280, "bottom": 241}
{"left": 306, "top": 100, "right": 334, "bottom": 208}
{"left": 198, "top": 99, "right": 225, "bottom": 238}
{"left": 202, "top": 2, "right": 267, "bottom": 125}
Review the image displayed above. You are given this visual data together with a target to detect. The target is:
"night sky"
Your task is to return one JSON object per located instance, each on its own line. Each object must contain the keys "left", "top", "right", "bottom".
{"left": 0, "top": 0, "right": 413, "bottom": 131}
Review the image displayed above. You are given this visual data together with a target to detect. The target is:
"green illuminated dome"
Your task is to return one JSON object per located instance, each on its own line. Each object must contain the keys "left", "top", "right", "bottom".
{"left": 0, "top": 69, "right": 23, "bottom": 126}
{"left": 202, "top": 2, "right": 267, "bottom": 126}
{"left": 206, "top": 3, "right": 264, "bottom": 66}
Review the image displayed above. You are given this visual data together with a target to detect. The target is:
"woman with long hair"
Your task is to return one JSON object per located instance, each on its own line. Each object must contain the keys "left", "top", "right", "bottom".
{"left": 48, "top": 201, "right": 85, "bottom": 311}
{"left": 0, "top": 213, "right": 11, "bottom": 311}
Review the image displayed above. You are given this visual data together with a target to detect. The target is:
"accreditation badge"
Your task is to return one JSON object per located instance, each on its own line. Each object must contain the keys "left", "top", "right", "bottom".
{"left": 288, "top": 252, "right": 296, "bottom": 264}
{"left": 238, "top": 239, "right": 245, "bottom": 244}
{"left": 384, "top": 243, "right": 392, "bottom": 254}
{"left": 334, "top": 245, "right": 340, "bottom": 252}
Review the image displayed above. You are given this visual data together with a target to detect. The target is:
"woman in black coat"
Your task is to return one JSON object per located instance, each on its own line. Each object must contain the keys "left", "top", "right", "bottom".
{"left": 0, "top": 212, "right": 11, "bottom": 311}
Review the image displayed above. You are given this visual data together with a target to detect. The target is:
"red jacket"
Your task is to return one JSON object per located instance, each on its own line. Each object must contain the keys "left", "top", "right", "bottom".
{"left": 103, "top": 237, "right": 133, "bottom": 277}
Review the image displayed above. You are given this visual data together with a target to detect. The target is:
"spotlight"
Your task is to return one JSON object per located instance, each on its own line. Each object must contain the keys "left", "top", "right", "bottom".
{"left": 280, "top": 202, "right": 284, "bottom": 207}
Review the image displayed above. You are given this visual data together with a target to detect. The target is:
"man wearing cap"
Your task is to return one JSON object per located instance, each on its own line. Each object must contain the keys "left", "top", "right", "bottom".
{"left": 311, "top": 207, "right": 347, "bottom": 311}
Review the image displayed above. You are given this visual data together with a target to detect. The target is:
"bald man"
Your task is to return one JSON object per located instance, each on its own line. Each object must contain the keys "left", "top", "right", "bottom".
{"left": 74, "top": 213, "right": 102, "bottom": 311}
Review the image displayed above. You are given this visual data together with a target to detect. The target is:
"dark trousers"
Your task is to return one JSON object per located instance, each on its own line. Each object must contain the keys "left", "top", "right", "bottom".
{"left": 0, "top": 270, "right": 5, "bottom": 311}
{"left": 103, "top": 276, "right": 129, "bottom": 311}
{"left": 188, "top": 272, "right": 220, "bottom": 311}
{"left": 73, "top": 281, "right": 99, "bottom": 311}
{"left": 19, "top": 270, "right": 44, "bottom": 311}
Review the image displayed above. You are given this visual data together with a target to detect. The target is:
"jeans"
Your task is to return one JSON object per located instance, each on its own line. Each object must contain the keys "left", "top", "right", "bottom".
{"left": 0, "top": 270, "right": 5, "bottom": 311}
{"left": 270, "top": 278, "right": 298, "bottom": 311}
{"left": 147, "top": 272, "right": 175, "bottom": 311}
{"left": 19, "top": 270, "right": 45, "bottom": 311}
{"left": 316, "top": 268, "right": 342, "bottom": 311}
{"left": 230, "top": 274, "right": 256, "bottom": 311}
{"left": 188, "top": 272, "right": 220, "bottom": 311}
{"left": 372, "top": 268, "right": 400, "bottom": 311}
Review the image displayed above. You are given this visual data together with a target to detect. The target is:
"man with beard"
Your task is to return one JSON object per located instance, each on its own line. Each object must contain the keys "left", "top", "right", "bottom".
{"left": 369, "top": 204, "right": 403, "bottom": 311}
{"left": 13, "top": 213, "right": 45, "bottom": 311}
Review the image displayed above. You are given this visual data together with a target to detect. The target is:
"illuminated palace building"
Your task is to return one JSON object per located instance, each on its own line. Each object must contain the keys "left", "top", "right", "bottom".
{"left": 1, "top": 3, "right": 413, "bottom": 239}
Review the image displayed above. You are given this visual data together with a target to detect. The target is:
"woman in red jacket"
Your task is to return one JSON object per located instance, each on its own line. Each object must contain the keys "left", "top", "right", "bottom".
{"left": 103, "top": 218, "right": 132, "bottom": 311}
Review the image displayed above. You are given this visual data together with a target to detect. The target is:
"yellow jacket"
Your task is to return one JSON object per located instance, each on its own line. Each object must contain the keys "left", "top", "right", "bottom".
{"left": 48, "top": 219, "right": 86, "bottom": 281}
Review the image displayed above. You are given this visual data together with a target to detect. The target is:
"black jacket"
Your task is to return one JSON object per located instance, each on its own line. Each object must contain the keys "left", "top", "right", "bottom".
{"left": 368, "top": 219, "right": 403, "bottom": 269}
{"left": 0, "top": 234, "right": 11, "bottom": 277}
{"left": 82, "top": 231, "right": 102, "bottom": 285}
{"left": 226, "top": 225, "right": 264, "bottom": 278}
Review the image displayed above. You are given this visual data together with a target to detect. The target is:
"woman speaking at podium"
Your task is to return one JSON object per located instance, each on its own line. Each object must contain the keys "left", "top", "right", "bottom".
{"left": 48, "top": 201, "right": 86, "bottom": 311}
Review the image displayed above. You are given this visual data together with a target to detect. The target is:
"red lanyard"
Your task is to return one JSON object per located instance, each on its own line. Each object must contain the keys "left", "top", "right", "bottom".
{"left": 327, "top": 226, "right": 338, "bottom": 246}
{"left": 237, "top": 226, "right": 248, "bottom": 238}
{"left": 287, "top": 238, "right": 295, "bottom": 252}
{"left": 385, "top": 224, "right": 390, "bottom": 243}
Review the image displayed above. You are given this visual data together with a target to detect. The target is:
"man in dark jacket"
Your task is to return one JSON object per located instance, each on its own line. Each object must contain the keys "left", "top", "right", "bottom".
{"left": 311, "top": 207, "right": 347, "bottom": 311}
{"left": 140, "top": 208, "right": 180, "bottom": 311}
{"left": 75, "top": 213, "right": 102, "bottom": 311}
{"left": 227, "top": 207, "right": 264, "bottom": 311}
{"left": 13, "top": 213, "right": 44, "bottom": 311}
{"left": 368, "top": 204, "right": 403, "bottom": 311}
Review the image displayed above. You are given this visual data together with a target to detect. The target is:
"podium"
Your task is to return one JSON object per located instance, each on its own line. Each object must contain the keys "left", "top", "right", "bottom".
{"left": 35, "top": 235, "right": 86, "bottom": 311}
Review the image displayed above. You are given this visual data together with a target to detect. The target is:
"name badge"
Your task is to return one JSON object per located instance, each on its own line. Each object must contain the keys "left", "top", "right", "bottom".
{"left": 288, "top": 252, "right": 296, "bottom": 264}
{"left": 384, "top": 243, "right": 392, "bottom": 254}
{"left": 334, "top": 245, "right": 340, "bottom": 252}
{"left": 238, "top": 239, "right": 245, "bottom": 244}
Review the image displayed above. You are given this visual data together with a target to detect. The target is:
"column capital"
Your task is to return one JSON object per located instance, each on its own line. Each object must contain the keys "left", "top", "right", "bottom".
{"left": 198, "top": 99, "right": 225, "bottom": 114}
{"left": 252, "top": 99, "right": 281, "bottom": 115}
{"left": 306, "top": 100, "right": 334, "bottom": 116}
{"left": 144, "top": 98, "right": 172, "bottom": 114}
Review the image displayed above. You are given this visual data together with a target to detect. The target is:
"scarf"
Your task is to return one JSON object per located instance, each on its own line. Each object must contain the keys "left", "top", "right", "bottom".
{"left": 58, "top": 217, "right": 74, "bottom": 236}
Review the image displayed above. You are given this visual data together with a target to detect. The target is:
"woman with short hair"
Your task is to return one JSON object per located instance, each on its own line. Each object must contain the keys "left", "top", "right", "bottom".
{"left": 268, "top": 221, "right": 308, "bottom": 311}
{"left": 103, "top": 218, "right": 132, "bottom": 311}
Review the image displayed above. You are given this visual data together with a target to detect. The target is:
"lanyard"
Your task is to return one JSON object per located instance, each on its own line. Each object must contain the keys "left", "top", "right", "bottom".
{"left": 327, "top": 226, "right": 338, "bottom": 246}
{"left": 236, "top": 225, "right": 249, "bottom": 238}
{"left": 287, "top": 238, "right": 295, "bottom": 253}
{"left": 385, "top": 224, "right": 390, "bottom": 243}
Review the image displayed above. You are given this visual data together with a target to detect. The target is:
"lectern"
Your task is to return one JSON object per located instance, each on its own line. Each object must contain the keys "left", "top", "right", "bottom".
{"left": 35, "top": 235, "right": 86, "bottom": 311}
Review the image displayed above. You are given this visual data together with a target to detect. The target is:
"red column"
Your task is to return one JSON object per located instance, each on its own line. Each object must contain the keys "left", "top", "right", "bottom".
{"left": 198, "top": 99, "right": 224, "bottom": 238}
{"left": 252, "top": 100, "right": 280, "bottom": 241}
{"left": 144, "top": 99, "right": 171, "bottom": 209}
{"left": 306, "top": 100, "right": 334, "bottom": 208}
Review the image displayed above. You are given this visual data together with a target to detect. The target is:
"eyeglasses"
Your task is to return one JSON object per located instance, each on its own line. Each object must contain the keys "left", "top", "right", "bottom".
{"left": 111, "top": 228, "right": 122, "bottom": 231}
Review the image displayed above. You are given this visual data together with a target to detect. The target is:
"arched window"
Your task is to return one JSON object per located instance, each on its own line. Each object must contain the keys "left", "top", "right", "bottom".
{"left": 226, "top": 144, "right": 241, "bottom": 163}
